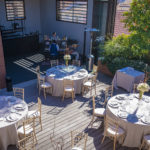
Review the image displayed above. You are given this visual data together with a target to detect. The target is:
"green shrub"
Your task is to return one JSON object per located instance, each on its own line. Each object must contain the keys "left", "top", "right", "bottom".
{"left": 103, "top": 33, "right": 150, "bottom": 62}
{"left": 99, "top": 56, "right": 150, "bottom": 74}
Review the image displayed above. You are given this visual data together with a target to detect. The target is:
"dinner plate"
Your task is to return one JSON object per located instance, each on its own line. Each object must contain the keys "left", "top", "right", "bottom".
{"left": 6, "top": 114, "right": 18, "bottom": 122}
{"left": 116, "top": 96, "right": 126, "bottom": 100}
{"left": 143, "top": 98, "right": 150, "bottom": 103}
{"left": 108, "top": 101, "right": 119, "bottom": 108}
{"left": 118, "top": 111, "right": 128, "bottom": 119}
{"left": 141, "top": 116, "right": 150, "bottom": 124}
{"left": 14, "top": 104, "right": 25, "bottom": 110}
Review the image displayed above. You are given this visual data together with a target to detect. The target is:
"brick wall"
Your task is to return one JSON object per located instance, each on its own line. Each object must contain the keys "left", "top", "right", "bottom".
{"left": 113, "top": 0, "right": 131, "bottom": 36}
{"left": 0, "top": 33, "right": 6, "bottom": 89}
{"left": 114, "top": 11, "right": 129, "bottom": 36}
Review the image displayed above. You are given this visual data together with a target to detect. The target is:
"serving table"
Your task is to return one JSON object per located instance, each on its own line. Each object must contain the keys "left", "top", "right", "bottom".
{"left": 106, "top": 93, "right": 150, "bottom": 147}
{"left": 46, "top": 65, "right": 88, "bottom": 97}
{"left": 0, "top": 96, "right": 28, "bottom": 150}
{"left": 112, "top": 67, "right": 145, "bottom": 92}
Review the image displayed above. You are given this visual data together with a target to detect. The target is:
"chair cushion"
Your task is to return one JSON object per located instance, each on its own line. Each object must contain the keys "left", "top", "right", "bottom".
{"left": 107, "top": 125, "right": 125, "bottom": 136}
{"left": 144, "top": 135, "right": 150, "bottom": 145}
{"left": 17, "top": 125, "right": 33, "bottom": 135}
{"left": 71, "top": 147, "right": 82, "bottom": 150}
{"left": 41, "top": 82, "right": 52, "bottom": 88}
{"left": 94, "top": 108, "right": 105, "bottom": 116}
{"left": 64, "top": 86, "right": 74, "bottom": 92}
{"left": 28, "top": 110, "right": 40, "bottom": 118}
{"left": 83, "top": 81, "right": 92, "bottom": 87}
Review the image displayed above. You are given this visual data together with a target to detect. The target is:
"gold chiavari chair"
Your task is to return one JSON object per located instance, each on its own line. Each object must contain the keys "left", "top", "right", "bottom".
{"left": 38, "top": 75, "right": 53, "bottom": 99}
{"left": 17, "top": 133, "right": 36, "bottom": 150}
{"left": 72, "top": 60, "right": 81, "bottom": 67}
{"left": 140, "top": 134, "right": 150, "bottom": 150}
{"left": 82, "top": 73, "right": 97, "bottom": 96}
{"left": 13, "top": 88, "right": 24, "bottom": 101}
{"left": 144, "top": 71, "right": 150, "bottom": 83}
{"left": 50, "top": 59, "right": 59, "bottom": 67}
{"left": 17, "top": 117, "right": 37, "bottom": 143}
{"left": 133, "top": 83, "right": 138, "bottom": 93}
{"left": 62, "top": 79, "right": 75, "bottom": 102}
{"left": 91, "top": 96, "right": 106, "bottom": 127}
{"left": 104, "top": 84, "right": 114, "bottom": 105}
{"left": 36, "top": 65, "right": 45, "bottom": 88}
{"left": 101, "top": 115, "right": 125, "bottom": 150}
{"left": 93, "top": 65, "right": 98, "bottom": 74}
{"left": 71, "top": 131, "right": 88, "bottom": 150}
{"left": 28, "top": 97, "right": 42, "bottom": 131}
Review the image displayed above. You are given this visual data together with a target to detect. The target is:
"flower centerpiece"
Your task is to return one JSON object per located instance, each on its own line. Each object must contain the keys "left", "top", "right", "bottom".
{"left": 64, "top": 54, "right": 71, "bottom": 66}
{"left": 137, "top": 83, "right": 150, "bottom": 100}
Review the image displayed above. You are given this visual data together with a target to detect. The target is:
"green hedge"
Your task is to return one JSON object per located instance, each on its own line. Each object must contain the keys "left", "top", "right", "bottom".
{"left": 99, "top": 34, "right": 150, "bottom": 74}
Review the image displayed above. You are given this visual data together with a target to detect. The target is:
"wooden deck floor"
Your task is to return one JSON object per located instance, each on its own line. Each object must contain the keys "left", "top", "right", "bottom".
{"left": 2, "top": 73, "right": 141, "bottom": 150}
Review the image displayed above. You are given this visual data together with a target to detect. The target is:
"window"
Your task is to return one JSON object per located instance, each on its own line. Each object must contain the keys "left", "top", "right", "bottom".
{"left": 5, "top": 0, "right": 25, "bottom": 21}
{"left": 56, "top": 0, "right": 88, "bottom": 24}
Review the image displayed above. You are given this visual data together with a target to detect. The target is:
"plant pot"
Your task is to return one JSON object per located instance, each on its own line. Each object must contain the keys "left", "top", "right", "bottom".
{"left": 98, "top": 60, "right": 113, "bottom": 77}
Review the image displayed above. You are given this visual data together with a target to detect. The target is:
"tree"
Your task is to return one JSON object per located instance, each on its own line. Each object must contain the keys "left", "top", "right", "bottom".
{"left": 123, "top": 0, "right": 150, "bottom": 35}
{"left": 123, "top": 0, "right": 150, "bottom": 63}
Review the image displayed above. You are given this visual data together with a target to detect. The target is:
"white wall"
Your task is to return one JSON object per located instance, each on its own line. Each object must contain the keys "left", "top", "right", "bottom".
{"left": 0, "top": 0, "right": 41, "bottom": 34}
{"left": 40, "top": 0, "right": 93, "bottom": 56}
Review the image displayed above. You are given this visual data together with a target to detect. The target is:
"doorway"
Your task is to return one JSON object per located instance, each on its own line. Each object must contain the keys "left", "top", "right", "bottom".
{"left": 92, "top": 0, "right": 117, "bottom": 63}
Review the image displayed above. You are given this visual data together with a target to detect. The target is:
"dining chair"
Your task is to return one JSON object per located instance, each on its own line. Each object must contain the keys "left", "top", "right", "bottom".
{"left": 50, "top": 59, "right": 59, "bottom": 67}
{"left": 133, "top": 83, "right": 138, "bottom": 93}
{"left": 140, "top": 134, "right": 150, "bottom": 150}
{"left": 28, "top": 97, "right": 42, "bottom": 131}
{"left": 91, "top": 96, "right": 106, "bottom": 127}
{"left": 101, "top": 115, "right": 125, "bottom": 150}
{"left": 82, "top": 73, "right": 97, "bottom": 96}
{"left": 17, "top": 133, "right": 36, "bottom": 150}
{"left": 144, "top": 71, "right": 150, "bottom": 83}
{"left": 17, "top": 117, "right": 37, "bottom": 143}
{"left": 38, "top": 75, "right": 53, "bottom": 99}
{"left": 72, "top": 60, "right": 81, "bottom": 67}
{"left": 104, "top": 84, "right": 114, "bottom": 105}
{"left": 93, "top": 65, "right": 98, "bottom": 74}
{"left": 13, "top": 87, "right": 24, "bottom": 101}
{"left": 36, "top": 65, "right": 45, "bottom": 88}
{"left": 71, "top": 131, "right": 88, "bottom": 150}
{"left": 62, "top": 79, "right": 75, "bottom": 102}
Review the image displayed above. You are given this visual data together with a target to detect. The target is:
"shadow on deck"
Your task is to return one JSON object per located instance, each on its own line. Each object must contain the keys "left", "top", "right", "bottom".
{"left": 0, "top": 73, "right": 141, "bottom": 150}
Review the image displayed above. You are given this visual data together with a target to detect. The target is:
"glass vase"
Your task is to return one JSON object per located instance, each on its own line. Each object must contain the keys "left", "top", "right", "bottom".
{"left": 139, "top": 91, "right": 144, "bottom": 100}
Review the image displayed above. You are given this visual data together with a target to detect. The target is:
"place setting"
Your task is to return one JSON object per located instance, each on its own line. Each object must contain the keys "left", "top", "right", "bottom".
{"left": 108, "top": 100, "right": 119, "bottom": 108}
{"left": 5, "top": 113, "right": 19, "bottom": 123}
{"left": 141, "top": 116, "right": 150, "bottom": 125}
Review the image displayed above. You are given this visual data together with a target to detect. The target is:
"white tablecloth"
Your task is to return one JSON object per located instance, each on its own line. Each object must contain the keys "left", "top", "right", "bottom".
{"left": 46, "top": 65, "right": 88, "bottom": 97}
{"left": 112, "top": 67, "right": 145, "bottom": 92}
{"left": 0, "top": 96, "right": 28, "bottom": 150}
{"left": 106, "top": 94, "right": 150, "bottom": 147}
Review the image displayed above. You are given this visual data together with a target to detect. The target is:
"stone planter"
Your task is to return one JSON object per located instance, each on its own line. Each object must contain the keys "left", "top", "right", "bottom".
{"left": 98, "top": 59, "right": 113, "bottom": 77}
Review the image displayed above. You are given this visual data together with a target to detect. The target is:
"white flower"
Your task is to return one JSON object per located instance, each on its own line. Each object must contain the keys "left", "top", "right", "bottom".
{"left": 137, "top": 83, "right": 150, "bottom": 93}
{"left": 64, "top": 54, "right": 71, "bottom": 60}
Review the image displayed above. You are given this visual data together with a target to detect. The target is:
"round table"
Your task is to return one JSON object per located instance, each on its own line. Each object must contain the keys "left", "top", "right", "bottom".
{"left": 107, "top": 93, "right": 150, "bottom": 148}
{"left": 0, "top": 96, "right": 28, "bottom": 150}
{"left": 46, "top": 65, "right": 88, "bottom": 97}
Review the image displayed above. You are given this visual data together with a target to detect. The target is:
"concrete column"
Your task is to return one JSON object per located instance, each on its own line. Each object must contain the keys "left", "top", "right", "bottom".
{"left": 0, "top": 33, "right": 6, "bottom": 89}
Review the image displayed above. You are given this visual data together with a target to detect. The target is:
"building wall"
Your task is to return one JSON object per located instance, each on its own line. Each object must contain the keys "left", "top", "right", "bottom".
{"left": 114, "top": 0, "right": 131, "bottom": 36}
{"left": 40, "top": 0, "right": 93, "bottom": 56}
{"left": 0, "top": 0, "right": 41, "bottom": 34}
